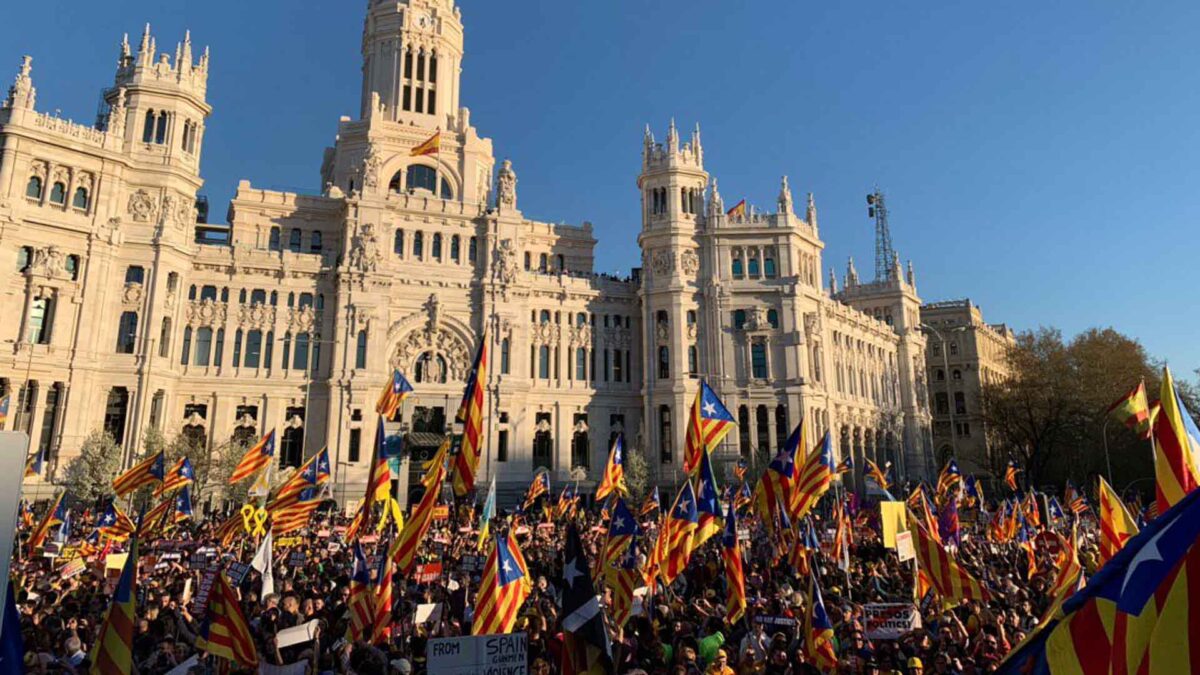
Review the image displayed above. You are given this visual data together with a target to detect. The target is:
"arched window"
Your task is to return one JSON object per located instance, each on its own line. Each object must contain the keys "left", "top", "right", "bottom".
{"left": 200, "top": 285, "right": 217, "bottom": 302}
{"left": 450, "top": 235, "right": 460, "bottom": 262}
{"left": 658, "top": 346, "right": 670, "bottom": 379}
{"left": 413, "top": 232, "right": 424, "bottom": 258}
{"left": 539, "top": 253, "right": 548, "bottom": 272}
{"left": 659, "top": 405, "right": 673, "bottom": 463}
{"left": 432, "top": 233, "right": 443, "bottom": 260}
{"left": 250, "top": 289, "right": 266, "bottom": 305}
{"left": 25, "top": 176, "right": 42, "bottom": 200}
{"left": 72, "top": 187, "right": 89, "bottom": 210}
{"left": 540, "top": 310, "right": 551, "bottom": 324}
{"left": 405, "top": 165, "right": 452, "bottom": 198}
{"left": 232, "top": 328, "right": 243, "bottom": 367}
{"left": 953, "top": 369, "right": 962, "bottom": 380}
{"left": 159, "top": 318, "right": 172, "bottom": 358}
{"left": 748, "top": 254, "right": 761, "bottom": 277}
{"left": 49, "top": 182, "right": 66, "bottom": 205}
{"left": 288, "top": 229, "right": 302, "bottom": 253}
{"left": 557, "top": 254, "right": 565, "bottom": 272}
{"left": 155, "top": 112, "right": 168, "bottom": 144}
{"left": 767, "top": 309, "right": 779, "bottom": 329}
{"left": 356, "top": 330, "right": 368, "bottom": 369}
{"left": 115, "top": 312, "right": 138, "bottom": 353}
{"left": 733, "top": 310, "right": 747, "bottom": 330}
{"left": 394, "top": 229, "right": 405, "bottom": 256}
{"left": 194, "top": 327, "right": 213, "bottom": 367}
{"left": 269, "top": 291, "right": 278, "bottom": 306}
{"left": 539, "top": 346, "right": 551, "bottom": 379}
{"left": 936, "top": 369, "right": 945, "bottom": 381}
{"left": 298, "top": 293, "right": 314, "bottom": 309}
{"left": 751, "top": 342, "right": 768, "bottom": 379}
{"left": 244, "top": 330, "right": 263, "bottom": 368}
{"left": 287, "top": 292, "right": 295, "bottom": 307}
{"left": 269, "top": 227, "right": 281, "bottom": 251}
{"left": 143, "top": 110, "right": 156, "bottom": 143}
{"left": 468, "top": 237, "right": 477, "bottom": 263}
{"left": 292, "top": 333, "right": 310, "bottom": 370}
{"left": 310, "top": 231, "right": 322, "bottom": 253}
{"left": 220, "top": 287, "right": 229, "bottom": 303}
{"left": 500, "top": 338, "right": 511, "bottom": 375}
{"left": 180, "top": 327, "right": 192, "bottom": 365}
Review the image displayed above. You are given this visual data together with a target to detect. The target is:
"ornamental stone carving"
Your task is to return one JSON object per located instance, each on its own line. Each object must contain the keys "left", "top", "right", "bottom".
{"left": 288, "top": 306, "right": 317, "bottom": 333}
{"left": 29, "top": 246, "right": 67, "bottom": 279}
{"left": 568, "top": 324, "right": 592, "bottom": 346}
{"left": 186, "top": 299, "right": 226, "bottom": 327}
{"left": 744, "top": 307, "right": 771, "bottom": 332}
{"left": 122, "top": 282, "right": 144, "bottom": 307}
{"left": 535, "top": 418, "right": 552, "bottom": 433}
{"left": 348, "top": 222, "right": 382, "bottom": 273}
{"left": 650, "top": 249, "right": 674, "bottom": 278}
{"left": 496, "top": 159, "right": 517, "bottom": 210}
{"left": 362, "top": 146, "right": 383, "bottom": 190}
{"left": 533, "top": 322, "right": 559, "bottom": 345}
{"left": 680, "top": 249, "right": 699, "bottom": 276}
{"left": 238, "top": 303, "right": 276, "bottom": 330}
{"left": 392, "top": 326, "right": 472, "bottom": 381}
{"left": 424, "top": 294, "right": 442, "bottom": 334}
{"left": 494, "top": 239, "right": 519, "bottom": 284}
{"left": 602, "top": 327, "right": 633, "bottom": 349}
{"left": 128, "top": 189, "right": 157, "bottom": 223}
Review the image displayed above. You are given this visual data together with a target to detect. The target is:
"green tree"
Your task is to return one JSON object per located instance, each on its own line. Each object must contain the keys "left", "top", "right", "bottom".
{"left": 61, "top": 431, "right": 122, "bottom": 504}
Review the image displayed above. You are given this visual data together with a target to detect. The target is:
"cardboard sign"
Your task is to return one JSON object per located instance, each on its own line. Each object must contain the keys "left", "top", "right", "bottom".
{"left": 895, "top": 531, "right": 915, "bottom": 562}
{"left": 276, "top": 619, "right": 321, "bottom": 648}
{"left": 415, "top": 562, "right": 443, "bottom": 584}
{"left": 274, "top": 536, "right": 303, "bottom": 548}
{"left": 105, "top": 553, "right": 129, "bottom": 573}
{"left": 427, "top": 633, "right": 527, "bottom": 675}
{"left": 863, "top": 603, "right": 922, "bottom": 640}
{"left": 193, "top": 564, "right": 220, "bottom": 617}
{"left": 415, "top": 603, "right": 443, "bottom": 625}
{"left": 60, "top": 558, "right": 87, "bottom": 580}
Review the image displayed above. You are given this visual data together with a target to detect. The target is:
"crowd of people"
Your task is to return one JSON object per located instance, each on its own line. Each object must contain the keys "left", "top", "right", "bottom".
{"left": 5, "top": 478, "right": 1101, "bottom": 675}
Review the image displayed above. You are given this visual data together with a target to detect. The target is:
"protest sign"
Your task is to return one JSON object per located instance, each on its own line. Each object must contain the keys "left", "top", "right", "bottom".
{"left": 415, "top": 562, "right": 443, "bottom": 584}
{"left": 433, "top": 505, "right": 449, "bottom": 520}
{"left": 880, "top": 502, "right": 907, "bottom": 548}
{"left": 227, "top": 561, "right": 252, "bottom": 585}
{"left": 895, "top": 531, "right": 915, "bottom": 562}
{"left": 428, "top": 633, "right": 527, "bottom": 675}
{"left": 60, "top": 558, "right": 87, "bottom": 580}
{"left": 754, "top": 615, "right": 799, "bottom": 631}
{"left": 288, "top": 551, "right": 306, "bottom": 568}
{"left": 276, "top": 619, "right": 321, "bottom": 648}
{"left": 863, "top": 603, "right": 922, "bottom": 640}
{"left": 415, "top": 603, "right": 442, "bottom": 625}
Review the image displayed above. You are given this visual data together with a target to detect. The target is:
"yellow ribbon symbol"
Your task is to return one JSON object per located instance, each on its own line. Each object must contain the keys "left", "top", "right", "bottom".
{"left": 241, "top": 504, "right": 268, "bottom": 536}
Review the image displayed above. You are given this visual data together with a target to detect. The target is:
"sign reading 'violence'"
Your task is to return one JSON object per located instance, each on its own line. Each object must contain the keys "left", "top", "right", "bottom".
{"left": 428, "top": 632, "right": 527, "bottom": 675}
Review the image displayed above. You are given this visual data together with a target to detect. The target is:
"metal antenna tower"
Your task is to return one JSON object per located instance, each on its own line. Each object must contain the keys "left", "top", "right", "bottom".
{"left": 867, "top": 188, "right": 895, "bottom": 282}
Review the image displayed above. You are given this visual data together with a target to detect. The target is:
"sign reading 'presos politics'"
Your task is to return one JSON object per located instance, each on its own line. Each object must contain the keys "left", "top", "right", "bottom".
{"left": 863, "top": 603, "right": 922, "bottom": 640}
{"left": 427, "top": 632, "right": 527, "bottom": 675}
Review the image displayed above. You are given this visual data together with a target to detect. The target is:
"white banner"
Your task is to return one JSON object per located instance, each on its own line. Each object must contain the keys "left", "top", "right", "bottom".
{"left": 863, "top": 603, "right": 921, "bottom": 640}
{"left": 428, "top": 633, "right": 527, "bottom": 675}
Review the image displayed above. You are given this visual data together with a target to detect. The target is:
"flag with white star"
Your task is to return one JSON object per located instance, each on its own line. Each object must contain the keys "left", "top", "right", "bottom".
{"left": 682, "top": 380, "right": 736, "bottom": 475}
{"left": 561, "top": 524, "right": 613, "bottom": 675}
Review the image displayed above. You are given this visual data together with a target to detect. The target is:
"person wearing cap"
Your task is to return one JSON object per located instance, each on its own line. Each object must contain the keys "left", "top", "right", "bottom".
{"left": 907, "top": 656, "right": 924, "bottom": 674}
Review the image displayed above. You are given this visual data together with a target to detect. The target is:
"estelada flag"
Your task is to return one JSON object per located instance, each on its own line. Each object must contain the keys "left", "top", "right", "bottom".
{"left": 112, "top": 451, "right": 165, "bottom": 497}
{"left": 595, "top": 433, "right": 627, "bottom": 500}
{"left": 682, "top": 380, "right": 735, "bottom": 475}
{"left": 410, "top": 130, "right": 441, "bottom": 157}
{"left": 376, "top": 370, "right": 414, "bottom": 420}
{"left": 229, "top": 430, "right": 275, "bottom": 484}
{"left": 471, "top": 532, "right": 531, "bottom": 636}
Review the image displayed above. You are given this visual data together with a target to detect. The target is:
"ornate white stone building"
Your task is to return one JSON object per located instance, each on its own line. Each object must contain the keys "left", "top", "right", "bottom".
{"left": 0, "top": 0, "right": 934, "bottom": 506}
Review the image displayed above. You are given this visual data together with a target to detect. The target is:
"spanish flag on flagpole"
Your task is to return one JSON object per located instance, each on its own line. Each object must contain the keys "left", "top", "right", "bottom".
{"left": 411, "top": 130, "right": 441, "bottom": 157}
{"left": 726, "top": 199, "right": 747, "bottom": 219}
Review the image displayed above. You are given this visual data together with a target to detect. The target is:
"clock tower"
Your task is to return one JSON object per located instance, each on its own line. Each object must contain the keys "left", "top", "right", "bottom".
{"left": 360, "top": 0, "right": 464, "bottom": 129}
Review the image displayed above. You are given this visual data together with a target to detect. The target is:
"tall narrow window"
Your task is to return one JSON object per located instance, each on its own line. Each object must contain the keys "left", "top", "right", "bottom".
{"left": 159, "top": 318, "right": 172, "bottom": 358}
{"left": 269, "top": 227, "right": 281, "bottom": 251}
{"left": 27, "top": 296, "right": 52, "bottom": 345}
{"left": 293, "top": 333, "right": 310, "bottom": 370}
{"left": 348, "top": 428, "right": 362, "bottom": 463}
{"left": 115, "top": 312, "right": 138, "bottom": 354}
{"left": 245, "top": 330, "right": 263, "bottom": 368}
{"left": 356, "top": 330, "right": 368, "bottom": 369}
{"left": 264, "top": 331, "right": 274, "bottom": 368}
{"left": 310, "top": 231, "right": 322, "bottom": 253}
{"left": 25, "top": 176, "right": 43, "bottom": 200}
{"left": 288, "top": 229, "right": 302, "bottom": 253}
{"left": 450, "top": 235, "right": 460, "bottom": 262}
{"left": 756, "top": 405, "right": 771, "bottom": 455}
{"left": 214, "top": 328, "right": 225, "bottom": 366}
{"left": 751, "top": 342, "right": 768, "bottom": 379}
{"left": 500, "top": 338, "right": 511, "bottom": 375}
{"left": 738, "top": 406, "right": 751, "bottom": 456}
{"left": 688, "top": 345, "right": 698, "bottom": 376}
{"left": 38, "top": 383, "right": 61, "bottom": 461}
{"left": 659, "top": 405, "right": 673, "bottom": 464}
{"left": 613, "top": 349, "right": 624, "bottom": 382}
{"left": 767, "top": 309, "right": 779, "bottom": 328}
{"left": 413, "top": 232, "right": 424, "bottom": 258}
{"left": 748, "top": 255, "right": 761, "bottom": 277}
{"left": 469, "top": 237, "right": 477, "bottom": 263}
{"left": 281, "top": 333, "right": 291, "bottom": 371}
{"left": 232, "top": 329, "right": 243, "bottom": 367}
{"left": 658, "top": 346, "right": 670, "bottom": 379}
{"left": 72, "top": 187, "right": 89, "bottom": 210}
{"left": 143, "top": 111, "right": 155, "bottom": 143}
{"left": 775, "top": 405, "right": 789, "bottom": 451}
{"left": 104, "top": 387, "right": 129, "bottom": 445}
{"left": 764, "top": 251, "right": 777, "bottom": 278}
{"left": 49, "top": 183, "right": 66, "bottom": 205}
{"left": 194, "top": 327, "right": 213, "bottom": 367}
{"left": 181, "top": 327, "right": 192, "bottom": 365}
{"left": 538, "top": 345, "right": 551, "bottom": 380}
{"left": 576, "top": 348, "right": 587, "bottom": 381}
{"left": 394, "top": 229, "right": 405, "bottom": 256}
{"left": 155, "top": 112, "right": 168, "bottom": 144}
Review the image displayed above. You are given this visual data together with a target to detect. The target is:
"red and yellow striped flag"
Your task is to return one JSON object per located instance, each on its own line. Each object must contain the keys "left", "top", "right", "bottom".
{"left": 682, "top": 380, "right": 735, "bottom": 475}
{"left": 112, "top": 451, "right": 165, "bottom": 497}
{"left": 1152, "top": 368, "right": 1200, "bottom": 513}
{"left": 410, "top": 130, "right": 441, "bottom": 157}
{"left": 907, "top": 509, "right": 988, "bottom": 603}
{"left": 196, "top": 572, "right": 258, "bottom": 669}
{"left": 90, "top": 533, "right": 139, "bottom": 674}
{"left": 391, "top": 453, "right": 446, "bottom": 575}
{"left": 1098, "top": 475, "right": 1138, "bottom": 565}
{"left": 372, "top": 538, "right": 399, "bottom": 646}
{"left": 1108, "top": 380, "right": 1153, "bottom": 440}
{"left": 791, "top": 430, "right": 835, "bottom": 521}
{"left": 229, "top": 430, "right": 275, "bottom": 484}
{"left": 375, "top": 370, "right": 413, "bottom": 420}
{"left": 722, "top": 504, "right": 746, "bottom": 625}
{"left": 471, "top": 532, "right": 531, "bottom": 635}
{"left": 452, "top": 337, "right": 487, "bottom": 496}
{"left": 595, "top": 434, "right": 627, "bottom": 499}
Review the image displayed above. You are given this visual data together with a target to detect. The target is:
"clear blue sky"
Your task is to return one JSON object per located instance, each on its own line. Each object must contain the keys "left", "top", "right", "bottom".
{"left": 3, "top": 1, "right": 1197, "bottom": 374}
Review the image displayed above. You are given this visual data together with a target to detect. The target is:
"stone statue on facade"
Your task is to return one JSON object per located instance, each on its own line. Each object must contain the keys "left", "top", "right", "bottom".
{"left": 496, "top": 159, "right": 517, "bottom": 210}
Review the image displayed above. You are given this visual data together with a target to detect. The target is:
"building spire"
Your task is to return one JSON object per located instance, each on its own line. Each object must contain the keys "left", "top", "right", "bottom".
{"left": 778, "top": 176, "right": 793, "bottom": 215}
{"left": 846, "top": 256, "right": 859, "bottom": 288}
{"left": 3, "top": 56, "right": 35, "bottom": 110}
{"left": 707, "top": 178, "right": 724, "bottom": 217}
{"left": 666, "top": 118, "right": 679, "bottom": 153}
{"left": 829, "top": 267, "right": 839, "bottom": 294}
{"left": 806, "top": 192, "right": 817, "bottom": 229}
{"left": 906, "top": 259, "right": 916, "bottom": 288}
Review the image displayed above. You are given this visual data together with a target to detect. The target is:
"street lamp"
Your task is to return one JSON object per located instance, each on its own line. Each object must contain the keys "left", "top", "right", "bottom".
{"left": 919, "top": 323, "right": 966, "bottom": 462}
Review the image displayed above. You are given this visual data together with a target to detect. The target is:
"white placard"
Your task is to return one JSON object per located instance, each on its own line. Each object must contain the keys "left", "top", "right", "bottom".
{"left": 275, "top": 619, "right": 321, "bottom": 648}
{"left": 415, "top": 603, "right": 442, "bottom": 625}
{"left": 428, "top": 633, "right": 527, "bottom": 675}
{"left": 863, "top": 603, "right": 922, "bottom": 640}
{"left": 895, "top": 531, "right": 915, "bottom": 563}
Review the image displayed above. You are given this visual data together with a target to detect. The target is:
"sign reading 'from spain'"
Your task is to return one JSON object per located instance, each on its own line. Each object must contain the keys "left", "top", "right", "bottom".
{"left": 427, "top": 632, "right": 527, "bottom": 675}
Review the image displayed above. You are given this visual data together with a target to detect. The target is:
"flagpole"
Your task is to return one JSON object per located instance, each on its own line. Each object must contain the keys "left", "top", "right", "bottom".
{"left": 1101, "top": 416, "right": 1113, "bottom": 484}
